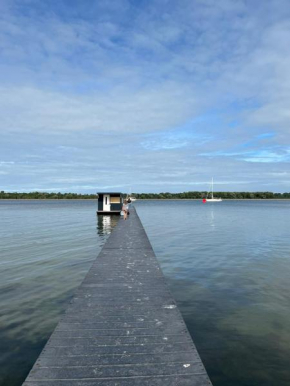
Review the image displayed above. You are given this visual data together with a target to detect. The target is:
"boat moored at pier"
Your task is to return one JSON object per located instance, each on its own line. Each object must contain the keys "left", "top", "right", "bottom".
{"left": 97, "top": 192, "right": 123, "bottom": 214}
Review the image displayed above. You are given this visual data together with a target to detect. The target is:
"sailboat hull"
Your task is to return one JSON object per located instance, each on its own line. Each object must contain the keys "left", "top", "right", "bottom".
{"left": 205, "top": 198, "right": 222, "bottom": 202}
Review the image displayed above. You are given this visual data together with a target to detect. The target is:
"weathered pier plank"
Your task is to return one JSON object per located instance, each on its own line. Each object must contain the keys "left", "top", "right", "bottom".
{"left": 23, "top": 208, "right": 212, "bottom": 386}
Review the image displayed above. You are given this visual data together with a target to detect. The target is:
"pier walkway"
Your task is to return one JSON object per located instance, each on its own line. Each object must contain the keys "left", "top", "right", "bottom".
{"left": 23, "top": 208, "right": 212, "bottom": 386}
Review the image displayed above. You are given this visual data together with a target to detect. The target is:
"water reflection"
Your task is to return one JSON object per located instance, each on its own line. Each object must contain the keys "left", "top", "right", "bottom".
{"left": 209, "top": 208, "right": 215, "bottom": 228}
{"left": 0, "top": 200, "right": 113, "bottom": 386}
{"left": 97, "top": 215, "right": 119, "bottom": 237}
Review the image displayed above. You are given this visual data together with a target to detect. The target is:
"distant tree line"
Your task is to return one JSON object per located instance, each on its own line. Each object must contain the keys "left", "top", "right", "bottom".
{"left": 1, "top": 190, "right": 290, "bottom": 199}
{"left": 133, "top": 191, "right": 290, "bottom": 199}
{"left": 0, "top": 191, "right": 97, "bottom": 199}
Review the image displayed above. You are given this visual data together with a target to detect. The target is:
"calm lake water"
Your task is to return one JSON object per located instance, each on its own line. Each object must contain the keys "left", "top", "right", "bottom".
{"left": 0, "top": 199, "right": 290, "bottom": 386}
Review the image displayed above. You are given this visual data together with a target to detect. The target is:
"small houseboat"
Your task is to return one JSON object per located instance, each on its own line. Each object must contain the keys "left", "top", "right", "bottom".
{"left": 97, "top": 192, "right": 123, "bottom": 215}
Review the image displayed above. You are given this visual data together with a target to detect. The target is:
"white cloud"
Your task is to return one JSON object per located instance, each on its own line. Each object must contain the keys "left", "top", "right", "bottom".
{"left": 0, "top": 83, "right": 198, "bottom": 134}
{"left": 1, "top": 0, "right": 290, "bottom": 192}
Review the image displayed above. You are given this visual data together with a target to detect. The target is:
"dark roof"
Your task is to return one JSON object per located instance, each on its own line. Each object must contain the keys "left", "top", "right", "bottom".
{"left": 97, "top": 192, "right": 122, "bottom": 195}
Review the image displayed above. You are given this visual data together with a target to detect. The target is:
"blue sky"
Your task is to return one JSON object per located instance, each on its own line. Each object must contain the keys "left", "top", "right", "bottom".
{"left": 1, "top": 0, "right": 290, "bottom": 193}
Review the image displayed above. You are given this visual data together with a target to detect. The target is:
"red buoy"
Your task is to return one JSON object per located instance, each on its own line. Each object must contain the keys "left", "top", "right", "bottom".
{"left": 202, "top": 198, "right": 207, "bottom": 203}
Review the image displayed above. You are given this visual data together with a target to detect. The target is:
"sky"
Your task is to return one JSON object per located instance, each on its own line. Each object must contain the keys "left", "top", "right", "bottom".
{"left": 1, "top": 0, "right": 290, "bottom": 193}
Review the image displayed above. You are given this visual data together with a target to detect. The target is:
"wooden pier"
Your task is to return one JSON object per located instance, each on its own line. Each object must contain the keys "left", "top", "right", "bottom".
{"left": 23, "top": 208, "right": 212, "bottom": 386}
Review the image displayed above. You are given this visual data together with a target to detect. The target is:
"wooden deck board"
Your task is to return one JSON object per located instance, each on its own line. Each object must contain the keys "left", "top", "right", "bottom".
{"left": 23, "top": 207, "right": 212, "bottom": 386}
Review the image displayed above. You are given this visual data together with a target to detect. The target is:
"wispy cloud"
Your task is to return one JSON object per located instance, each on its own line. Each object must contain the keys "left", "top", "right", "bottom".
{"left": 200, "top": 148, "right": 290, "bottom": 163}
{"left": 243, "top": 150, "right": 290, "bottom": 163}
{"left": 140, "top": 119, "right": 213, "bottom": 151}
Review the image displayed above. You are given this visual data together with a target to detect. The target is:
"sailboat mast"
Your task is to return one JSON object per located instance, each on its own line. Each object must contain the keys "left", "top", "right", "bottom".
{"left": 211, "top": 177, "right": 213, "bottom": 199}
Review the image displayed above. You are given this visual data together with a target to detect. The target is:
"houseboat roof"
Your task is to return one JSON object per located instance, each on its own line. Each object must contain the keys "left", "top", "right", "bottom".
{"left": 97, "top": 192, "right": 122, "bottom": 195}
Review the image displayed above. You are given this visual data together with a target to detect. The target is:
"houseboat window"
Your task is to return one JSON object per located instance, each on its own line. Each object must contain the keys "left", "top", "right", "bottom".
{"left": 110, "top": 197, "right": 120, "bottom": 204}
{"left": 105, "top": 197, "right": 108, "bottom": 205}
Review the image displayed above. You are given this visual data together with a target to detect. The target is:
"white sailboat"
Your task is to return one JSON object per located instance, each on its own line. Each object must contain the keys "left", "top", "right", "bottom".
{"left": 126, "top": 188, "right": 137, "bottom": 203}
{"left": 203, "top": 178, "right": 222, "bottom": 202}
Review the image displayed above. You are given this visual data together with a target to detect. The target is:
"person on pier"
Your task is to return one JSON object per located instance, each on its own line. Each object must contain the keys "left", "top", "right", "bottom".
{"left": 122, "top": 200, "right": 129, "bottom": 220}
